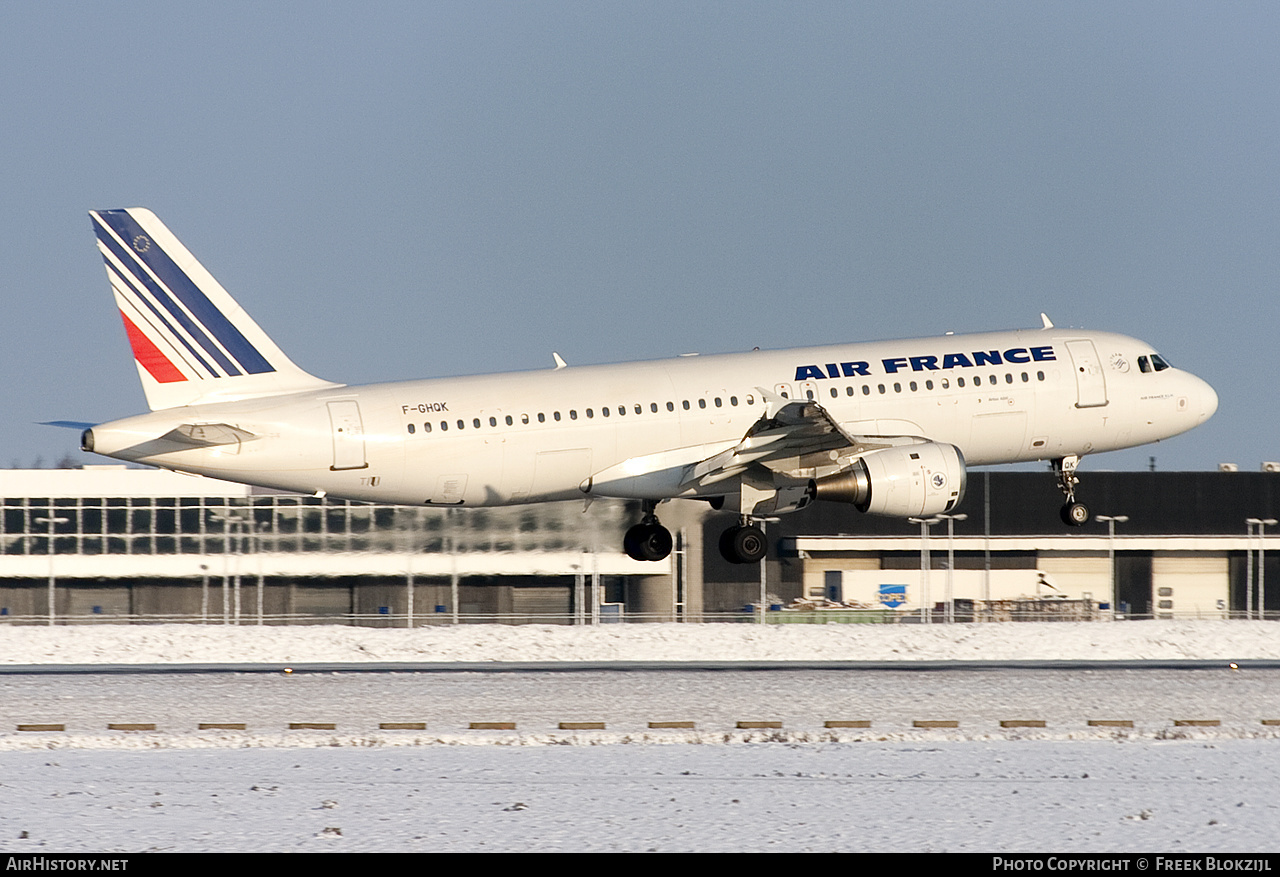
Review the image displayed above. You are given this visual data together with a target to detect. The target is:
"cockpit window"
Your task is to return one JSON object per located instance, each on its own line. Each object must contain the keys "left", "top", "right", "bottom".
{"left": 1138, "top": 356, "right": 1151, "bottom": 373}
{"left": 1151, "top": 354, "right": 1171, "bottom": 371}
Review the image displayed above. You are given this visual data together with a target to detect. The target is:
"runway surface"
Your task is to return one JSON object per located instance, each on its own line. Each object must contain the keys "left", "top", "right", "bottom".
{"left": 4, "top": 667, "right": 1279, "bottom": 852}
{"left": 4, "top": 625, "right": 1279, "bottom": 851}
{"left": 3, "top": 667, "right": 1279, "bottom": 735}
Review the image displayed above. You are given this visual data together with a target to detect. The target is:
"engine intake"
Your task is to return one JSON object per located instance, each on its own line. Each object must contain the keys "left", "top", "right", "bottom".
{"left": 813, "top": 442, "right": 966, "bottom": 517}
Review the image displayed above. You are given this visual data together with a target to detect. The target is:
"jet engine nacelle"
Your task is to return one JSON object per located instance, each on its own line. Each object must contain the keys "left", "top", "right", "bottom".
{"left": 812, "top": 442, "right": 966, "bottom": 517}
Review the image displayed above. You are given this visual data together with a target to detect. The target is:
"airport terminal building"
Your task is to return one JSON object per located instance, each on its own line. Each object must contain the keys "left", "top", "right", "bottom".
{"left": 1, "top": 466, "right": 1277, "bottom": 624}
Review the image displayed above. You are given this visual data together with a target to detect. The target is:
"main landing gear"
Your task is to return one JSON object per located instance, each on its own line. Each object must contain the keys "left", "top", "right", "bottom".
{"left": 719, "top": 520, "right": 768, "bottom": 565}
{"left": 1054, "top": 455, "right": 1089, "bottom": 527}
{"left": 623, "top": 500, "right": 674, "bottom": 562}
{"left": 623, "top": 502, "right": 769, "bottom": 565}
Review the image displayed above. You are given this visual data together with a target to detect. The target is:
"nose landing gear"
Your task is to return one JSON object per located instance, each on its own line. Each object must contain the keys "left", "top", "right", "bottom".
{"left": 1054, "top": 455, "right": 1090, "bottom": 527}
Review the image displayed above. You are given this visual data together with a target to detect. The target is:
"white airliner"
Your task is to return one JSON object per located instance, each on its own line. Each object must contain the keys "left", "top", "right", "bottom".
{"left": 75, "top": 208, "right": 1218, "bottom": 564}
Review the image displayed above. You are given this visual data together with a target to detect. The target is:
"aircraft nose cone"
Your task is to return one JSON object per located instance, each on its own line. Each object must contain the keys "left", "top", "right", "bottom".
{"left": 1198, "top": 376, "right": 1218, "bottom": 422}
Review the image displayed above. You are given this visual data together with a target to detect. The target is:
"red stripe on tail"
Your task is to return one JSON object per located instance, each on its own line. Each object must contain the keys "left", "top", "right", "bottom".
{"left": 119, "top": 311, "right": 187, "bottom": 383}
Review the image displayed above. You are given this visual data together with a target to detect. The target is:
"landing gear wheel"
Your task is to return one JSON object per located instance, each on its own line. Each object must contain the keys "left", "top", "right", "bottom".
{"left": 1052, "top": 455, "right": 1088, "bottom": 529}
{"left": 1060, "top": 501, "right": 1090, "bottom": 527}
{"left": 624, "top": 522, "right": 673, "bottom": 562}
{"left": 718, "top": 524, "right": 767, "bottom": 565}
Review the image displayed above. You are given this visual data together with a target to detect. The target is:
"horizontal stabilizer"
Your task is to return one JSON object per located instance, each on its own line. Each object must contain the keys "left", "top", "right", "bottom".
{"left": 39, "top": 420, "right": 96, "bottom": 430}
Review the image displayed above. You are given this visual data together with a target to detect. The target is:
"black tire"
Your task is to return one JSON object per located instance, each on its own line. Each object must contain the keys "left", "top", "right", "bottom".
{"left": 1060, "top": 501, "right": 1090, "bottom": 527}
{"left": 626, "top": 523, "right": 672, "bottom": 561}
{"left": 623, "top": 524, "right": 647, "bottom": 561}
{"left": 725, "top": 524, "right": 767, "bottom": 564}
{"left": 719, "top": 526, "right": 743, "bottom": 564}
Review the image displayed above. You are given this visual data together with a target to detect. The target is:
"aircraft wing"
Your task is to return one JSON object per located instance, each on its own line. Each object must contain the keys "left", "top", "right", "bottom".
{"left": 588, "top": 389, "right": 924, "bottom": 500}
{"left": 680, "top": 388, "right": 916, "bottom": 490}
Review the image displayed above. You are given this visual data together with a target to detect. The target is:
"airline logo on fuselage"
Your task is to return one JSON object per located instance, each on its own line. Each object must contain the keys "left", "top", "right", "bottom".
{"left": 794, "top": 346, "right": 1056, "bottom": 381}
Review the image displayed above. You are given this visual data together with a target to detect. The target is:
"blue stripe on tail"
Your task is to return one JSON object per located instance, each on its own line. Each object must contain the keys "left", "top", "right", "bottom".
{"left": 93, "top": 210, "right": 275, "bottom": 375}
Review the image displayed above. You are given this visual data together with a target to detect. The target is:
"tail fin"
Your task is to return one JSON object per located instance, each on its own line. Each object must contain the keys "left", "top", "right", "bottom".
{"left": 90, "top": 208, "right": 341, "bottom": 411}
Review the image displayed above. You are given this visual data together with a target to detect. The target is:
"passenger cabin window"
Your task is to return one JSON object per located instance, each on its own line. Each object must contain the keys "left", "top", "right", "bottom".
{"left": 407, "top": 423, "right": 415, "bottom": 434}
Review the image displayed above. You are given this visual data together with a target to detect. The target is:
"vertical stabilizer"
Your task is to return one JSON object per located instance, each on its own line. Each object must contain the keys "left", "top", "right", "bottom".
{"left": 90, "top": 208, "right": 341, "bottom": 410}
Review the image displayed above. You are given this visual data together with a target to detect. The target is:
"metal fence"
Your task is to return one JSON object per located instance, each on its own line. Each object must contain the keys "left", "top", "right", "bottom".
{"left": 1, "top": 606, "right": 1275, "bottom": 626}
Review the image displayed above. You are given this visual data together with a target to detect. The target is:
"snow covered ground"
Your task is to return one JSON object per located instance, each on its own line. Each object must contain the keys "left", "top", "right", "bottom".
{"left": 3, "top": 617, "right": 1279, "bottom": 666}
{"left": 1, "top": 620, "right": 1278, "bottom": 852}
{"left": 3, "top": 741, "right": 1278, "bottom": 852}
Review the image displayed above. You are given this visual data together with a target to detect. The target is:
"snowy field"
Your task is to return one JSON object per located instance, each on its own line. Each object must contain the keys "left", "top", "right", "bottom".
{"left": 2, "top": 620, "right": 1279, "bottom": 852}
{"left": 3, "top": 617, "right": 1280, "bottom": 666}
{"left": 3, "top": 741, "right": 1279, "bottom": 853}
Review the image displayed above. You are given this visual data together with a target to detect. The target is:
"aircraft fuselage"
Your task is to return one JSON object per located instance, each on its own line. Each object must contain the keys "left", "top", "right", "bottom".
{"left": 86, "top": 327, "right": 1218, "bottom": 508}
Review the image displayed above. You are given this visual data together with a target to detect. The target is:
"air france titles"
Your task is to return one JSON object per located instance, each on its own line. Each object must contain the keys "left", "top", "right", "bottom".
{"left": 794, "top": 347, "right": 1056, "bottom": 382}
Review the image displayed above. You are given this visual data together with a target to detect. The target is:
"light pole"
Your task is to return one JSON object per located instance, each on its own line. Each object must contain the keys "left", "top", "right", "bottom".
{"left": 1096, "top": 515, "right": 1129, "bottom": 619}
{"left": 1246, "top": 518, "right": 1277, "bottom": 620}
{"left": 758, "top": 520, "right": 768, "bottom": 624}
{"left": 909, "top": 517, "right": 941, "bottom": 623}
{"left": 34, "top": 515, "right": 72, "bottom": 626}
{"left": 938, "top": 513, "right": 968, "bottom": 623}
{"left": 207, "top": 511, "right": 252, "bottom": 624}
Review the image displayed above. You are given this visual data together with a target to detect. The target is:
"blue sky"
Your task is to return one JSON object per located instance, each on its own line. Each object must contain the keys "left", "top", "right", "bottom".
{"left": 1, "top": 2, "right": 1276, "bottom": 473}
